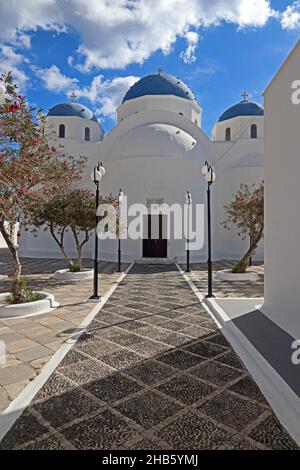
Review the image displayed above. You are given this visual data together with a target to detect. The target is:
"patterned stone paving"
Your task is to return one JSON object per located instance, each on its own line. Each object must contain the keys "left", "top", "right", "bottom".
{"left": 0, "top": 251, "right": 124, "bottom": 411}
{"left": 183, "top": 261, "right": 264, "bottom": 298}
{"left": 0, "top": 264, "right": 298, "bottom": 450}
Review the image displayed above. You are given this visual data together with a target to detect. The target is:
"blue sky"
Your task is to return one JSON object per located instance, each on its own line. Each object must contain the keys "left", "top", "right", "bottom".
{"left": 0, "top": 0, "right": 299, "bottom": 136}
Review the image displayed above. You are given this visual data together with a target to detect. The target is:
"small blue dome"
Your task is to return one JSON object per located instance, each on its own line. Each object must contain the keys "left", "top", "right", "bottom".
{"left": 122, "top": 73, "right": 195, "bottom": 103}
{"left": 47, "top": 102, "right": 98, "bottom": 122}
{"left": 219, "top": 100, "right": 264, "bottom": 122}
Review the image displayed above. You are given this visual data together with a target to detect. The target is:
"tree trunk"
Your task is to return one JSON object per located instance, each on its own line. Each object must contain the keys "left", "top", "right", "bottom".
{"left": 233, "top": 242, "right": 258, "bottom": 273}
{"left": 233, "top": 228, "right": 263, "bottom": 273}
{"left": 49, "top": 224, "right": 73, "bottom": 270}
{"left": 0, "top": 219, "right": 25, "bottom": 302}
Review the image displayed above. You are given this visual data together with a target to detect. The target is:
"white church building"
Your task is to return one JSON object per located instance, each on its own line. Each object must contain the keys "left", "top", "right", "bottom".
{"left": 20, "top": 71, "right": 264, "bottom": 263}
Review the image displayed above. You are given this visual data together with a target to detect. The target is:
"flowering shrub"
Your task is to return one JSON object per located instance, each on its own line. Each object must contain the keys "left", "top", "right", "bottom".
{"left": 222, "top": 182, "right": 264, "bottom": 273}
{"left": 0, "top": 72, "right": 85, "bottom": 303}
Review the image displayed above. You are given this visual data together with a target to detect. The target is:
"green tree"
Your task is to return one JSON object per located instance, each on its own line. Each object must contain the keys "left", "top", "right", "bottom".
{"left": 222, "top": 182, "right": 264, "bottom": 273}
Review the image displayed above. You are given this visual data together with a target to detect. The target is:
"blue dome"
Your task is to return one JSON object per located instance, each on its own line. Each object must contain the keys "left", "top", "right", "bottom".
{"left": 219, "top": 100, "right": 264, "bottom": 122}
{"left": 122, "top": 73, "right": 195, "bottom": 103}
{"left": 47, "top": 102, "right": 98, "bottom": 122}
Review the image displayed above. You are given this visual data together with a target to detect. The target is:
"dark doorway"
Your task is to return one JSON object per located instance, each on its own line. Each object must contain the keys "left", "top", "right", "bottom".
{"left": 143, "top": 214, "right": 167, "bottom": 258}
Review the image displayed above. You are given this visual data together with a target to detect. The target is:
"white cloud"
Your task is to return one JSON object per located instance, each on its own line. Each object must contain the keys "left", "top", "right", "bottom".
{"left": 0, "top": 1, "right": 277, "bottom": 71}
{"left": 74, "top": 75, "right": 140, "bottom": 117}
{"left": 180, "top": 31, "right": 199, "bottom": 64}
{"left": 33, "top": 65, "right": 140, "bottom": 118}
{"left": 33, "top": 65, "right": 78, "bottom": 92}
{"left": 281, "top": 1, "right": 300, "bottom": 29}
{"left": 0, "top": 45, "right": 28, "bottom": 87}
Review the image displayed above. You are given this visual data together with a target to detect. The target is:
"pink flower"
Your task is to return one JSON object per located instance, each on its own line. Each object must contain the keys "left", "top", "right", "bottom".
{"left": 19, "top": 187, "right": 27, "bottom": 194}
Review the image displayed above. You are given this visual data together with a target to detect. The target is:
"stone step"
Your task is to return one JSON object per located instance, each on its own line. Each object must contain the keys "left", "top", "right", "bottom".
{"left": 135, "top": 257, "right": 175, "bottom": 265}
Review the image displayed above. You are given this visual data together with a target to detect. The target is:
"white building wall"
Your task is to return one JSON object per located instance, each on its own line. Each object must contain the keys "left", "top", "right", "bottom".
{"left": 263, "top": 40, "right": 300, "bottom": 339}
{"left": 46, "top": 116, "right": 104, "bottom": 143}
{"left": 20, "top": 93, "right": 265, "bottom": 265}
{"left": 212, "top": 115, "right": 264, "bottom": 141}
{"left": 117, "top": 95, "right": 202, "bottom": 126}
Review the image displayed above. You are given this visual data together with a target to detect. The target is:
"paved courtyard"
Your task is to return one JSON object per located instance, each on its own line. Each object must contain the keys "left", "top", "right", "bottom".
{"left": 0, "top": 264, "right": 297, "bottom": 450}
{"left": 182, "top": 261, "right": 264, "bottom": 298}
{"left": 0, "top": 252, "right": 123, "bottom": 412}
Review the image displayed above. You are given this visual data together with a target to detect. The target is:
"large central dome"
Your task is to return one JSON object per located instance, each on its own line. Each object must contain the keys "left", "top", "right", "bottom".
{"left": 122, "top": 72, "right": 195, "bottom": 103}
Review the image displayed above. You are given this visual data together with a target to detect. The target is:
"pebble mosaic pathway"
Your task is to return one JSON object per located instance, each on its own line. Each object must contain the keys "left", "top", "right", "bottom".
{"left": 0, "top": 264, "right": 297, "bottom": 450}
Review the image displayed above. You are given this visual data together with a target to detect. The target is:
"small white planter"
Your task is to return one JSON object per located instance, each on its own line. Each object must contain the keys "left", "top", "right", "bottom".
{"left": 215, "top": 269, "right": 258, "bottom": 282}
{"left": 53, "top": 268, "right": 94, "bottom": 281}
{"left": 0, "top": 292, "right": 59, "bottom": 319}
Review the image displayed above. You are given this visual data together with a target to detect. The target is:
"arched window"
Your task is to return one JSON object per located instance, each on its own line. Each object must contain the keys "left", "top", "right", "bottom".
{"left": 251, "top": 124, "right": 257, "bottom": 139}
{"left": 58, "top": 124, "right": 65, "bottom": 138}
{"left": 85, "top": 127, "right": 90, "bottom": 141}
{"left": 225, "top": 127, "right": 231, "bottom": 141}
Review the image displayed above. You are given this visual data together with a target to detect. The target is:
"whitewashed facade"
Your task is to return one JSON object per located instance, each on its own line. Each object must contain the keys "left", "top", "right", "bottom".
{"left": 20, "top": 73, "right": 264, "bottom": 263}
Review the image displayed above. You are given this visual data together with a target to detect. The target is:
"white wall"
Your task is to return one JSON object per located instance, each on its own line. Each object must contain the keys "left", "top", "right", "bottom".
{"left": 117, "top": 95, "right": 202, "bottom": 127}
{"left": 46, "top": 116, "right": 104, "bottom": 143}
{"left": 212, "top": 115, "right": 264, "bottom": 142}
{"left": 263, "top": 41, "right": 300, "bottom": 339}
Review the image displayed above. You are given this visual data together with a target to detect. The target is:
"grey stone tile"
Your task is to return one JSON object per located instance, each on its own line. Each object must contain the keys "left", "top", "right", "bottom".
{"left": 109, "top": 332, "right": 144, "bottom": 347}
{"left": 0, "top": 364, "right": 36, "bottom": 385}
{"left": 83, "top": 373, "right": 142, "bottom": 403}
{"left": 158, "top": 320, "right": 188, "bottom": 331}
{"left": 34, "top": 387, "right": 100, "bottom": 427}
{"left": 214, "top": 350, "right": 247, "bottom": 371}
{"left": 115, "top": 391, "right": 182, "bottom": 429}
{"left": 58, "top": 358, "right": 113, "bottom": 385}
{"left": 157, "top": 375, "right": 216, "bottom": 404}
{"left": 58, "top": 349, "right": 87, "bottom": 367}
{"left": 199, "top": 390, "right": 265, "bottom": 431}
{"left": 95, "top": 312, "right": 127, "bottom": 325}
{"left": 204, "top": 332, "right": 231, "bottom": 348}
{"left": 183, "top": 340, "right": 226, "bottom": 359}
{"left": 222, "top": 438, "right": 259, "bottom": 450}
{"left": 157, "top": 411, "right": 233, "bottom": 450}
{"left": 15, "top": 345, "right": 52, "bottom": 363}
{"left": 228, "top": 376, "right": 269, "bottom": 405}
{"left": 61, "top": 409, "right": 134, "bottom": 449}
{"left": 20, "top": 434, "right": 66, "bottom": 450}
{"left": 126, "top": 437, "right": 168, "bottom": 450}
{"left": 248, "top": 415, "right": 299, "bottom": 450}
{"left": 125, "top": 360, "right": 176, "bottom": 385}
{"left": 100, "top": 350, "right": 144, "bottom": 370}
{"left": 0, "top": 411, "right": 49, "bottom": 449}
{"left": 158, "top": 332, "right": 193, "bottom": 347}
{"left": 180, "top": 326, "right": 214, "bottom": 339}
{"left": 75, "top": 337, "right": 122, "bottom": 358}
{"left": 33, "top": 372, "right": 76, "bottom": 404}
{"left": 157, "top": 349, "right": 206, "bottom": 370}
{"left": 189, "top": 361, "right": 243, "bottom": 387}
{"left": 115, "top": 320, "right": 145, "bottom": 332}
{"left": 129, "top": 339, "right": 170, "bottom": 357}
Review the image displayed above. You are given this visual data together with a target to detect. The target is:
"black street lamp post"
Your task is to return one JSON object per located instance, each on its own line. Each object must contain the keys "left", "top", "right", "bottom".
{"left": 117, "top": 189, "right": 124, "bottom": 273}
{"left": 185, "top": 191, "right": 192, "bottom": 272}
{"left": 201, "top": 162, "right": 216, "bottom": 298}
{"left": 90, "top": 162, "right": 105, "bottom": 300}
